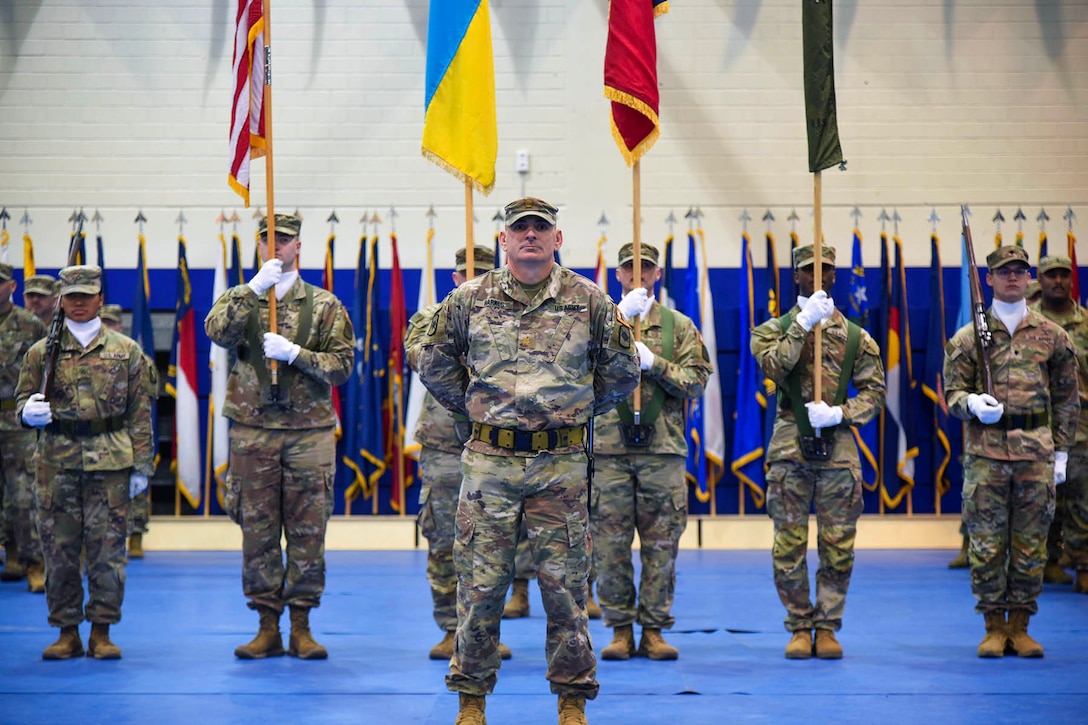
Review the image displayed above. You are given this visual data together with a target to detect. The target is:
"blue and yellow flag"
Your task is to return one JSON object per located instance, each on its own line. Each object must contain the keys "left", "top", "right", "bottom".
{"left": 731, "top": 233, "right": 765, "bottom": 509}
{"left": 422, "top": 0, "right": 497, "bottom": 193}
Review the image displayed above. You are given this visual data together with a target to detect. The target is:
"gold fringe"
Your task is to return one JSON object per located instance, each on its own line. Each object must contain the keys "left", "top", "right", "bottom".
{"left": 421, "top": 147, "right": 494, "bottom": 196}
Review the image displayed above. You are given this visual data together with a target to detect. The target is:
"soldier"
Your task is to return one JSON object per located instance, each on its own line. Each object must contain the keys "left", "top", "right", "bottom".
{"left": 1030, "top": 255, "right": 1088, "bottom": 592}
{"left": 22, "top": 274, "right": 59, "bottom": 327}
{"left": 205, "top": 213, "right": 354, "bottom": 660}
{"left": 944, "top": 245, "right": 1079, "bottom": 658}
{"left": 751, "top": 244, "right": 886, "bottom": 660}
{"left": 415, "top": 197, "right": 640, "bottom": 725}
{"left": 593, "top": 242, "right": 711, "bottom": 661}
{"left": 405, "top": 246, "right": 511, "bottom": 661}
{"left": 0, "top": 262, "right": 48, "bottom": 590}
{"left": 15, "top": 265, "right": 154, "bottom": 659}
{"left": 100, "top": 303, "right": 158, "bottom": 560}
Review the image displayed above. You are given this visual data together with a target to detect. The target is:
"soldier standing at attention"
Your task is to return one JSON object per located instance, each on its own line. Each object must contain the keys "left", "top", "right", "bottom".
{"left": 205, "top": 213, "right": 354, "bottom": 660}
{"left": 0, "top": 262, "right": 47, "bottom": 590}
{"left": 22, "top": 274, "right": 60, "bottom": 328}
{"left": 593, "top": 242, "right": 711, "bottom": 662}
{"left": 751, "top": 244, "right": 885, "bottom": 660}
{"left": 416, "top": 197, "right": 640, "bottom": 725}
{"left": 405, "top": 246, "right": 511, "bottom": 662}
{"left": 944, "top": 245, "right": 1079, "bottom": 657}
{"left": 15, "top": 265, "right": 154, "bottom": 659}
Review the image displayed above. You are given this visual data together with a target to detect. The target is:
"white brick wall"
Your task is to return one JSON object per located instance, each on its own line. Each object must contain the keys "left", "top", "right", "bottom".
{"left": 0, "top": 0, "right": 1084, "bottom": 272}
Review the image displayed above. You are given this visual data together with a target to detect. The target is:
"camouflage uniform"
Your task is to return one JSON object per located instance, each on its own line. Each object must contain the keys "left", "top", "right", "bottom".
{"left": 751, "top": 278, "right": 885, "bottom": 634}
{"left": 592, "top": 294, "right": 711, "bottom": 631}
{"left": 946, "top": 275, "right": 1079, "bottom": 615}
{"left": 205, "top": 271, "right": 353, "bottom": 614}
{"left": 416, "top": 258, "right": 639, "bottom": 699}
{"left": 15, "top": 271, "right": 154, "bottom": 630}
{"left": 1, "top": 263, "right": 48, "bottom": 577}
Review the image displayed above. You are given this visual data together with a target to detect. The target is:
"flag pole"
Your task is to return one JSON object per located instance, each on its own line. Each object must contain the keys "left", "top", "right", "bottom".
{"left": 465, "top": 181, "right": 476, "bottom": 281}
{"left": 812, "top": 170, "right": 823, "bottom": 403}
{"left": 632, "top": 161, "right": 642, "bottom": 417}
{"left": 262, "top": 0, "right": 279, "bottom": 393}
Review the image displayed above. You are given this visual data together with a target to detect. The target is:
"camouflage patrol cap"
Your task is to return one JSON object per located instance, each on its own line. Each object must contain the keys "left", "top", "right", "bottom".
{"left": 986, "top": 245, "right": 1029, "bottom": 271}
{"left": 0, "top": 262, "right": 12, "bottom": 282}
{"left": 23, "top": 274, "right": 59, "bottom": 296}
{"left": 792, "top": 244, "right": 836, "bottom": 268}
{"left": 617, "top": 243, "right": 660, "bottom": 267}
{"left": 1038, "top": 254, "right": 1073, "bottom": 275}
{"left": 1025, "top": 280, "right": 1041, "bottom": 300}
{"left": 257, "top": 213, "right": 302, "bottom": 238}
{"left": 455, "top": 246, "right": 496, "bottom": 273}
{"left": 99, "top": 303, "right": 123, "bottom": 324}
{"left": 504, "top": 197, "right": 558, "bottom": 226}
{"left": 58, "top": 265, "right": 102, "bottom": 296}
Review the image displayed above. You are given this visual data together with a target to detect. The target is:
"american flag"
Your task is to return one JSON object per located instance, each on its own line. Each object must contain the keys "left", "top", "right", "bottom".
{"left": 228, "top": 0, "right": 266, "bottom": 206}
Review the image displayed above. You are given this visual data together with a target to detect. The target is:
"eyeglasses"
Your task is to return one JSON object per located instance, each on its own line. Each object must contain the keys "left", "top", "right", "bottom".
{"left": 508, "top": 220, "right": 554, "bottom": 233}
{"left": 993, "top": 266, "right": 1030, "bottom": 279}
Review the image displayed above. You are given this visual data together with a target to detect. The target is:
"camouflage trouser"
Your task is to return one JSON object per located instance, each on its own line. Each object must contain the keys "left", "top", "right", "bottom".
{"left": 417, "top": 446, "right": 461, "bottom": 632}
{"left": 590, "top": 453, "right": 687, "bottom": 629}
{"left": 35, "top": 464, "right": 129, "bottom": 628}
{"left": 963, "top": 455, "right": 1055, "bottom": 615}
{"left": 765, "top": 462, "right": 863, "bottom": 633}
{"left": 128, "top": 488, "right": 150, "bottom": 535}
{"left": 513, "top": 519, "right": 537, "bottom": 580}
{"left": 228, "top": 423, "right": 335, "bottom": 613}
{"left": 1, "top": 429, "right": 42, "bottom": 568}
{"left": 1065, "top": 449, "right": 1088, "bottom": 571}
{"left": 448, "top": 448, "right": 597, "bottom": 700}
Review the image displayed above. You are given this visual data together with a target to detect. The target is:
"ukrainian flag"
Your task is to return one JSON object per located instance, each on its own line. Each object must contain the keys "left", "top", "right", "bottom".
{"left": 422, "top": 1, "right": 497, "bottom": 194}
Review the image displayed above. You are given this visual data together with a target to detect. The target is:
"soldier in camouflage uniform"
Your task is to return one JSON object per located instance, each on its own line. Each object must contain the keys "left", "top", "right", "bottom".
{"left": 0, "top": 262, "right": 47, "bottom": 590}
{"left": 751, "top": 244, "right": 885, "bottom": 660}
{"left": 593, "top": 242, "right": 711, "bottom": 662}
{"left": 15, "top": 265, "right": 154, "bottom": 660}
{"left": 416, "top": 197, "right": 640, "bottom": 725}
{"left": 405, "top": 246, "right": 511, "bottom": 661}
{"left": 205, "top": 213, "right": 354, "bottom": 661}
{"left": 22, "top": 274, "right": 59, "bottom": 328}
{"left": 100, "top": 303, "right": 158, "bottom": 560}
{"left": 1029, "top": 255, "right": 1088, "bottom": 592}
{"left": 944, "top": 245, "right": 1079, "bottom": 658}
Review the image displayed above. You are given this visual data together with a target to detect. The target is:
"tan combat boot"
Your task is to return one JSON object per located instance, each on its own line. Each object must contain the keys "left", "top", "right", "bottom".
{"left": 814, "top": 629, "right": 843, "bottom": 659}
{"left": 586, "top": 583, "right": 602, "bottom": 620}
{"left": 1007, "top": 610, "right": 1044, "bottom": 658}
{"left": 498, "top": 641, "right": 512, "bottom": 660}
{"left": 234, "top": 606, "right": 285, "bottom": 659}
{"left": 288, "top": 605, "right": 328, "bottom": 659}
{"left": 977, "top": 611, "right": 1007, "bottom": 658}
{"left": 42, "top": 625, "right": 84, "bottom": 660}
{"left": 638, "top": 628, "right": 679, "bottom": 660}
{"left": 1043, "top": 560, "right": 1072, "bottom": 585}
{"left": 87, "top": 623, "right": 122, "bottom": 659}
{"left": 26, "top": 564, "right": 45, "bottom": 593}
{"left": 0, "top": 543, "right": 25, "bottom": 581}
{"left": 455, "top": 693, "right": 486, "bottom": 725}
{"left": 430, "top": 631, "right": 455, "bottom": 660}
{"left": 600, "top": 623, "right": 635, "bottom": 660}
{"left": 1074, "top": 570, "right": 1088, "bottom": 594}
{"left": 947, "top": 534, "right": 970, "bottom": 569}
{"left": 502, "top": 578, "right": 530, "bottom": 619}
{"left": 128, "top": 533, "right": 145, "bottom": 560}
{"left": 557, "top": 695, "right": 588, "bottom": 725}
{"left": 784, "top": 629, "right": 813, "bottom": 659}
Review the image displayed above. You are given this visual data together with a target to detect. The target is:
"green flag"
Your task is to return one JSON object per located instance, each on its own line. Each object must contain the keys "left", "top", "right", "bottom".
{"left": 802, "top": 0, "right": 843, "bottom": 173}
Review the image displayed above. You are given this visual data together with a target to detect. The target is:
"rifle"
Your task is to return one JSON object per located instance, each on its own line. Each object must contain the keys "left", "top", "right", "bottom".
{"left": 961, "top": 205, "right": 994, "bottom": 396}
{"left": 40, "top": 216, "right": 86, "bottom": 398}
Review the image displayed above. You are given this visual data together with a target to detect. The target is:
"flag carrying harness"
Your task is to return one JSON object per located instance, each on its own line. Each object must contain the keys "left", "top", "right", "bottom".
{"left": 616, "top": 306, "right": 674, "bottom": 447}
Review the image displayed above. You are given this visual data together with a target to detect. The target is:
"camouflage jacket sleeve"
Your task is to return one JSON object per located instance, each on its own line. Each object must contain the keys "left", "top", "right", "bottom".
{"left": 640, "top": 304, "right": 711, "bottom": 401}
{"left": 124, "top": 335, "right": 155, "bottom": 475}
{"left": 204, "top": 284, "right": 258, "bottom": 349}
{"left": 750, "top": 305, "right": 809, "bottom": 387}
{"left": 0, "top": 306, "right": 47, "bottom": 430}
{"left": 590, "top": 295, "right": 640, "bottom": 417}
{"left": 1046, "top": 323, "right": 1080, "bottom": 451}
{"left": 291, "top": 288, "right": 355, "bottom": 388}
{"left": 405, "top": 304, "right": 439, "bottom": 374}
{"left": 415, "top": 289, "right": 471, "bottom": 416}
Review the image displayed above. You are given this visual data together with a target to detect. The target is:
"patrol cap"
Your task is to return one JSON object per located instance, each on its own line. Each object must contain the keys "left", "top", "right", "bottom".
{"left": 617, "top": 243, "right": 660, "bottom": 267}
{"left": 99, "top": 303, "right": 123, "bottom": 324}
{"left": 455, "top": 246, "right": 496, "bottom": 273}
{"left": 0, "top": 262, "right": 12, "bottom": 282}
{"left": 257, "top": 213, "right": 302, "bottom": 238}
{"left": 1025, "top": 280, "right": 1041, "bottom": 300}
{"left": 793, "top": 244, "right": 837, "bottom": 268}
{"left": 58, "top": 265, "right": 102, "bottom": 296}
{"left": 23, "top": 274, "right": 59, "bottom": 296}
{"left": 986, "top": 245, "right": 1029, "bottom": 271}
{"left": 1038, "top": 254, "right": 1073, "bottom": 275}
{"left": 504, "top": 197, "right": 558, "bottom": 227}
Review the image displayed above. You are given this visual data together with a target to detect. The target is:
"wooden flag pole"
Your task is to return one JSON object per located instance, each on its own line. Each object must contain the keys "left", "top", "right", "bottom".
{"left": 465, "top": 181, "right": 475, "bottom": 281}
{"left": 632, "top": 161, "right": 642, "bottom": 418}
{"left": 262, "top": 0, "right": 279, "bottom": 392}
{"left": 812, "top": 170, "right": 823, "bottom": 403}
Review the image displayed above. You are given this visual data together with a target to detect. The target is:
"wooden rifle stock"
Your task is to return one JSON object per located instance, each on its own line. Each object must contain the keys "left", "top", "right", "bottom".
{"left": 961, "top": 205, "right": 995, "bottom": 396}
{"left": 40, "top": 218, "right": 86, "bottom": 398}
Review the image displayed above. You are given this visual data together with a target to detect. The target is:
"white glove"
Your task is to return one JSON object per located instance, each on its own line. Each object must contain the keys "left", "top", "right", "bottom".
{"left": 966, "top": 393, "right": 1004, "bottom": 425}
{"left": 634, "top": 341, "right": 655, "bottom": 371}
{"left": 617, "top": 288, "right": 653, "bottom": 319}
{"left": 1055, "top": 451, "right": 1068, "bottom": 486}
{"left": 21, "top": 393, "right": 52, "bottom": 428}
{"left": 263, "top": 333, "right": 301, "bottom": 363}
{"left": 796, "top": 290, "right": 835, "bottom": 331}
{"left": 248, "top": 258, "right": 283, "bottom": 295}
{"left": 129, "top": 473, "right": 149, "bottom": 499}
{"left": 805, "top": 401, "right": 844, "bottom": 430}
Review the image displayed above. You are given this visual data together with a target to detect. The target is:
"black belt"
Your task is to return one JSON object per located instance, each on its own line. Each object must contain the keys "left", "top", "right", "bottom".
{"left": 994, "top": 410, "right": 1049, "bottom": 431}
{"left": 47, "top": 415, "right": 127, "bottom": 437}
{"left": 0, "top": 399, "right": 16, "bottom": 412}
{"left": 471, "top": 422, "right": 586, "bottom": 453}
